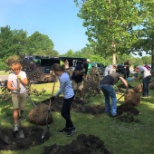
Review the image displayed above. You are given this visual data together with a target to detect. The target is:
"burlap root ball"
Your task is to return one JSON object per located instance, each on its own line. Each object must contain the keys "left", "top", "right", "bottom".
{"left": 28, "top": 103, "right": 53, "bottom": 125}
{"left": 125, "top": 90, "right": 140, "bottom": 106}
{"left": 133, "top": 83, "right": 142, "bottom": 93}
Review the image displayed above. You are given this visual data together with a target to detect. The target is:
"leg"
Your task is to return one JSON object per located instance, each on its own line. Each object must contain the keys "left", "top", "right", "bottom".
{"left": 100, "top": 85, "right": 111, "bottom": 115}
{"left": 108, "top": 86, "right": 117, "bottom": 116}
{"left": 12, "top": 93, "right": 20, "bottom": 131}
{"left": 124, "top": 69, "right": 127, "bottom": 79}
{"left": 61, "top": 96, "right": 74, "bottom": 129}
{"left": 142, "top": 76, "right": 151, "bottom": 96}
{"left": 78, "top": 82, "right": 84, "bottom": 100}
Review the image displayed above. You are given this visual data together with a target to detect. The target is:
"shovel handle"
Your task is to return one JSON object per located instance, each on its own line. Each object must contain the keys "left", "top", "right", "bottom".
{"left": 51, "top": 81, "right": 56, "bottom": 97}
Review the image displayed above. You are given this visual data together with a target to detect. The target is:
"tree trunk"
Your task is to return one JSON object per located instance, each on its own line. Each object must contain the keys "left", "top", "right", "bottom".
{"left": 112, "top": 51, "right": 116, "bottom": 64}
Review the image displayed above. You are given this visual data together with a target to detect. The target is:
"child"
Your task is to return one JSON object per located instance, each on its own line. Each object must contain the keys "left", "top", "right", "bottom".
{"left": 51, "top": 63, "right": 76, "bottom": 137}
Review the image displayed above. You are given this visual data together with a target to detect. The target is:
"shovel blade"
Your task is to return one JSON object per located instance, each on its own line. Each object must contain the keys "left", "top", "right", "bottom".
{"left": 41, "top": 126, "right": 49, "bottom": 139}
{"left": 0, "top": 135, "right": 11, "bottom": 145}
{"left": 18, "top": 130, "right": 25, "bottom": 138}
{"left": 0, "top": 126, "right": 11, "bottom": 145}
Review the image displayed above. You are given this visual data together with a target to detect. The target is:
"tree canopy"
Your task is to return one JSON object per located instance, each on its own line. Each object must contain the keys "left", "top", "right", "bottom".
{"left": 74, "top": 0, "right": 153, "bottom": 67}
{"left": 0, "top": 26, "right": 58, "bottom": 60}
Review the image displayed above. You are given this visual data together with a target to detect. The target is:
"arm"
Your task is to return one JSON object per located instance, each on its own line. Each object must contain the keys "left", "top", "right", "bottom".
{"left": 119, "top": 77, "right": 128, "bottom": 90}
{"left": 17, "top": 76, "right": 28, "bottom": 86}
{"left": 55, "top": 79, "right": 65, "bottom": 97}
{"left": 7, "top": 80, "right": 16, "bottom": 91}
{"left": 17, "top": 72, "right": 28, "bottom": 86}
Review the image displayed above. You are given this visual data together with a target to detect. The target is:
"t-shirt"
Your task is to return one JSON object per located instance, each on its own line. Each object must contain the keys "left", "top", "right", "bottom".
{"left": 55, "top": 72, "right": 74, "bottom": 99}
{"left": 100, "top": 73, "right": 120, "bottom": 85}
{"left": 137, "top": 66, "right": 151, "bottom": 78}
{"left": 71, "top": 64, "right": 84, "bottom": 83}
{"left": 7, "top": 71, "right": 27, "bottom": 94}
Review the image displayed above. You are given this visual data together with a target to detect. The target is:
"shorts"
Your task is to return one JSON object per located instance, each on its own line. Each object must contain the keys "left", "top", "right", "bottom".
{"left": 12, "top": 92, "right": 27, "bottom": 110}
{"left": 72, "top": 80, "right": 83, "bottom": 91}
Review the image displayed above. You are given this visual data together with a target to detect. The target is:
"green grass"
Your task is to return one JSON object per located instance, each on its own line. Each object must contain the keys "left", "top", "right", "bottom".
{"left": 0, "top": 71, "right": 9, "bottom": 75}
{"left": 0, "top": 80, "right": 154, "bottom": 154}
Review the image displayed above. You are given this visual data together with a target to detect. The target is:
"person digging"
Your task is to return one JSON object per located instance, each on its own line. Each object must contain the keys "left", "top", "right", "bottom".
{"left": 7, "top": 62, "right": 28, "bottom": 136}
{"left": 100, "top": 72, "right": 128, "bottom": 117}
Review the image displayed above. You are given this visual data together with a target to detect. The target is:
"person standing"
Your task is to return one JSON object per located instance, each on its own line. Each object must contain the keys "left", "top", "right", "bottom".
{"left": 103, "top": 64, "right": 117, "bottom": 76}
{"left": 71, "top": 60, "right": 85, "bottom": 100}
{"left": 100, "top": 72, "right": 128, "bottom": 117}
{"left": 7, "top": 62, "right": 28, "bottom": 132}
{"left": 134, "top": 65, "right": 151, "bottom": 98}
{"left": 64, "top": 60, "right": 69, "bottom": 70}
{"left": 51, "top": 63, "right": 76, "bottom": 137}
{"left": 124, "top": 60, "right": 130, "bottom": 79}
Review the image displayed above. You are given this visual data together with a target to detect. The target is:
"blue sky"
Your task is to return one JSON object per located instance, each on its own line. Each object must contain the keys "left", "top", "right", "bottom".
{"left": 0, "top": 0, "right": 88, "bottom": 54}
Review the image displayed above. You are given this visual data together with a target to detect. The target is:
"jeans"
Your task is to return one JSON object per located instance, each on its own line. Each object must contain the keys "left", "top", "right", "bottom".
{"left": 61, "top": 96, "right": 74, "bottom": 128}
{"left": 100, "top": 84, "right": 117, "bottom": 116}
{"left": 142, "top": 76, "right": 151, "bottom": 96}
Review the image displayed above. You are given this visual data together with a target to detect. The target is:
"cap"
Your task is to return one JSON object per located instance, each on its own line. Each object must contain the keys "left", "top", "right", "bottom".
{"left": 86, "top": 59, "right": 90, "bottom": 62}
{"left": 134, "top": 64, "right": 138, "bottom": 69}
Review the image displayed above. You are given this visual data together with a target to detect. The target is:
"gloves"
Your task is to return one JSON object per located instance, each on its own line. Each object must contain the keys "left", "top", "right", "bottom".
{"left": 17, "top": 76, "right": 22, "bottom": 80}
{"left": 50, "top": 96, "right": 56, "bottom": 101}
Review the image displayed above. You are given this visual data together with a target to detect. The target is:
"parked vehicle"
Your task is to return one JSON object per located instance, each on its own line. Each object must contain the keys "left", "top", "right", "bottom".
{"left": 116, "top": 64, "right": 125, "bottom": 74}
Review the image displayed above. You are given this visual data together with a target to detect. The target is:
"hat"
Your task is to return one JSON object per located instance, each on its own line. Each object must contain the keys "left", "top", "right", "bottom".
{"left": 86, "top": 59, "right": 90, "bottom": 62}
{"left": 134, "top": 64, "right": 138, "bottom": 69}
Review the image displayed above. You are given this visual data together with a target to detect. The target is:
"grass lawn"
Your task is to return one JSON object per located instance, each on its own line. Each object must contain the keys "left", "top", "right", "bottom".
{"left": 0, "top": 80, "right": 154, "bottom": 154}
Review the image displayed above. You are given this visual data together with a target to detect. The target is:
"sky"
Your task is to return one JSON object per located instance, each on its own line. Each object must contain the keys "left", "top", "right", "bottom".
{"left": 0, "top": 0, "right": 88, "bottom": 54}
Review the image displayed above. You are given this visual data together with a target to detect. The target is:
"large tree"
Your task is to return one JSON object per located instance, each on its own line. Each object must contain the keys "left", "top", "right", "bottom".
{"left": 27, "top": 31, "right": 56, "bottom": 56}
{"left": 74, "top": 0, "right": 146, "bottom": 64}
{"left": 130, "top": 1, "right": 154, "bottom": 71}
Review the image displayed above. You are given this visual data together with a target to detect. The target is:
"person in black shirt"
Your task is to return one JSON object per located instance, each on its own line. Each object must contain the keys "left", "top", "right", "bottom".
{"left": 71, "top": 60, "right": 85, "bottom": 100}
{"left": 100, "top": 72, "right": 128, "bottom": 117}
{"left": 124, "top": 60, "right": 130, "bottom": 79}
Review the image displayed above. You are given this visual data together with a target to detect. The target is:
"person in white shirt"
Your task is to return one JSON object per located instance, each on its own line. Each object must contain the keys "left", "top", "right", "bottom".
{"left": 134, "top": 65, "right": 151, "bottom": 97}
{"left": 7, "top": 62, "right": 28, "bottom": 132}
{"left": 103, "top": 64, "right": 117, "bottom": 76}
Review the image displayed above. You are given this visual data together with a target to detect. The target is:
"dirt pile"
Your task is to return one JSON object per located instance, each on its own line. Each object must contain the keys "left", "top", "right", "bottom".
{"left": 43, "top": 134, "right": 111, "bottom": 154}
{"left": 0, "top": 126, "right": 50, "bottom": 150}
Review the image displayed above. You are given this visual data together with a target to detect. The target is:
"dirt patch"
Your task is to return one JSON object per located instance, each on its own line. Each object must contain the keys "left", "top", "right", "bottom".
{"left": 43, "top": 134, "right": 111, "bottom": 154}
{"left": 0, "top": 96, "right": 140, "bottom": 151}
{"left": 0, "top": 126, "right": 50, "bottom": 150}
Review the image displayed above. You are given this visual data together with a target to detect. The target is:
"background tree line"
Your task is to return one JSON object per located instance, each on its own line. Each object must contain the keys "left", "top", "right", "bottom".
{"left": 0, "top": 24, "right": 151, "bottom": 70}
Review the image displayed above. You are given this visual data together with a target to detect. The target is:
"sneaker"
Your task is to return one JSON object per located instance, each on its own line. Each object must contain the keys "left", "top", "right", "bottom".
{"left": 67, "top": 127, "right": 76, "bottom": 137}
{"left": 13, "top": 125, "right": 19, "bottom": 132}
{"left": 57, "top": 127, "right": 68, "bottom": 132}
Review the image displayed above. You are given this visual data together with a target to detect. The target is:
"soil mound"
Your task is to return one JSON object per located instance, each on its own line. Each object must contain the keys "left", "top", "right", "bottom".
{"left": 43, "top": 134, "right": 111, "bottom": 154}
{"left": 0, "top": 126, "right": 50, "bottom": 150}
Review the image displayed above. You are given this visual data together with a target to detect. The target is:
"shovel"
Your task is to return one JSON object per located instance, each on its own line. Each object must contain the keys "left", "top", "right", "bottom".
{"left": 0, "top": 124, "right": 11, "bottom": 145}
{"left": 16, "top": 78, "right": 25, "bottom": 139}
{"left": 26, "top": 94, "right": 37, "bottom": 107}
{"left": 41, "top": 81, "right": 56, "bottom": 139}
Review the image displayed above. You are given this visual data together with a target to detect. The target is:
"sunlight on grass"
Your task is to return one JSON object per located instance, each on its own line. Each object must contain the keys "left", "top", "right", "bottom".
{"left": 0, "top": 80, "right": 154, "bottom": 154}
